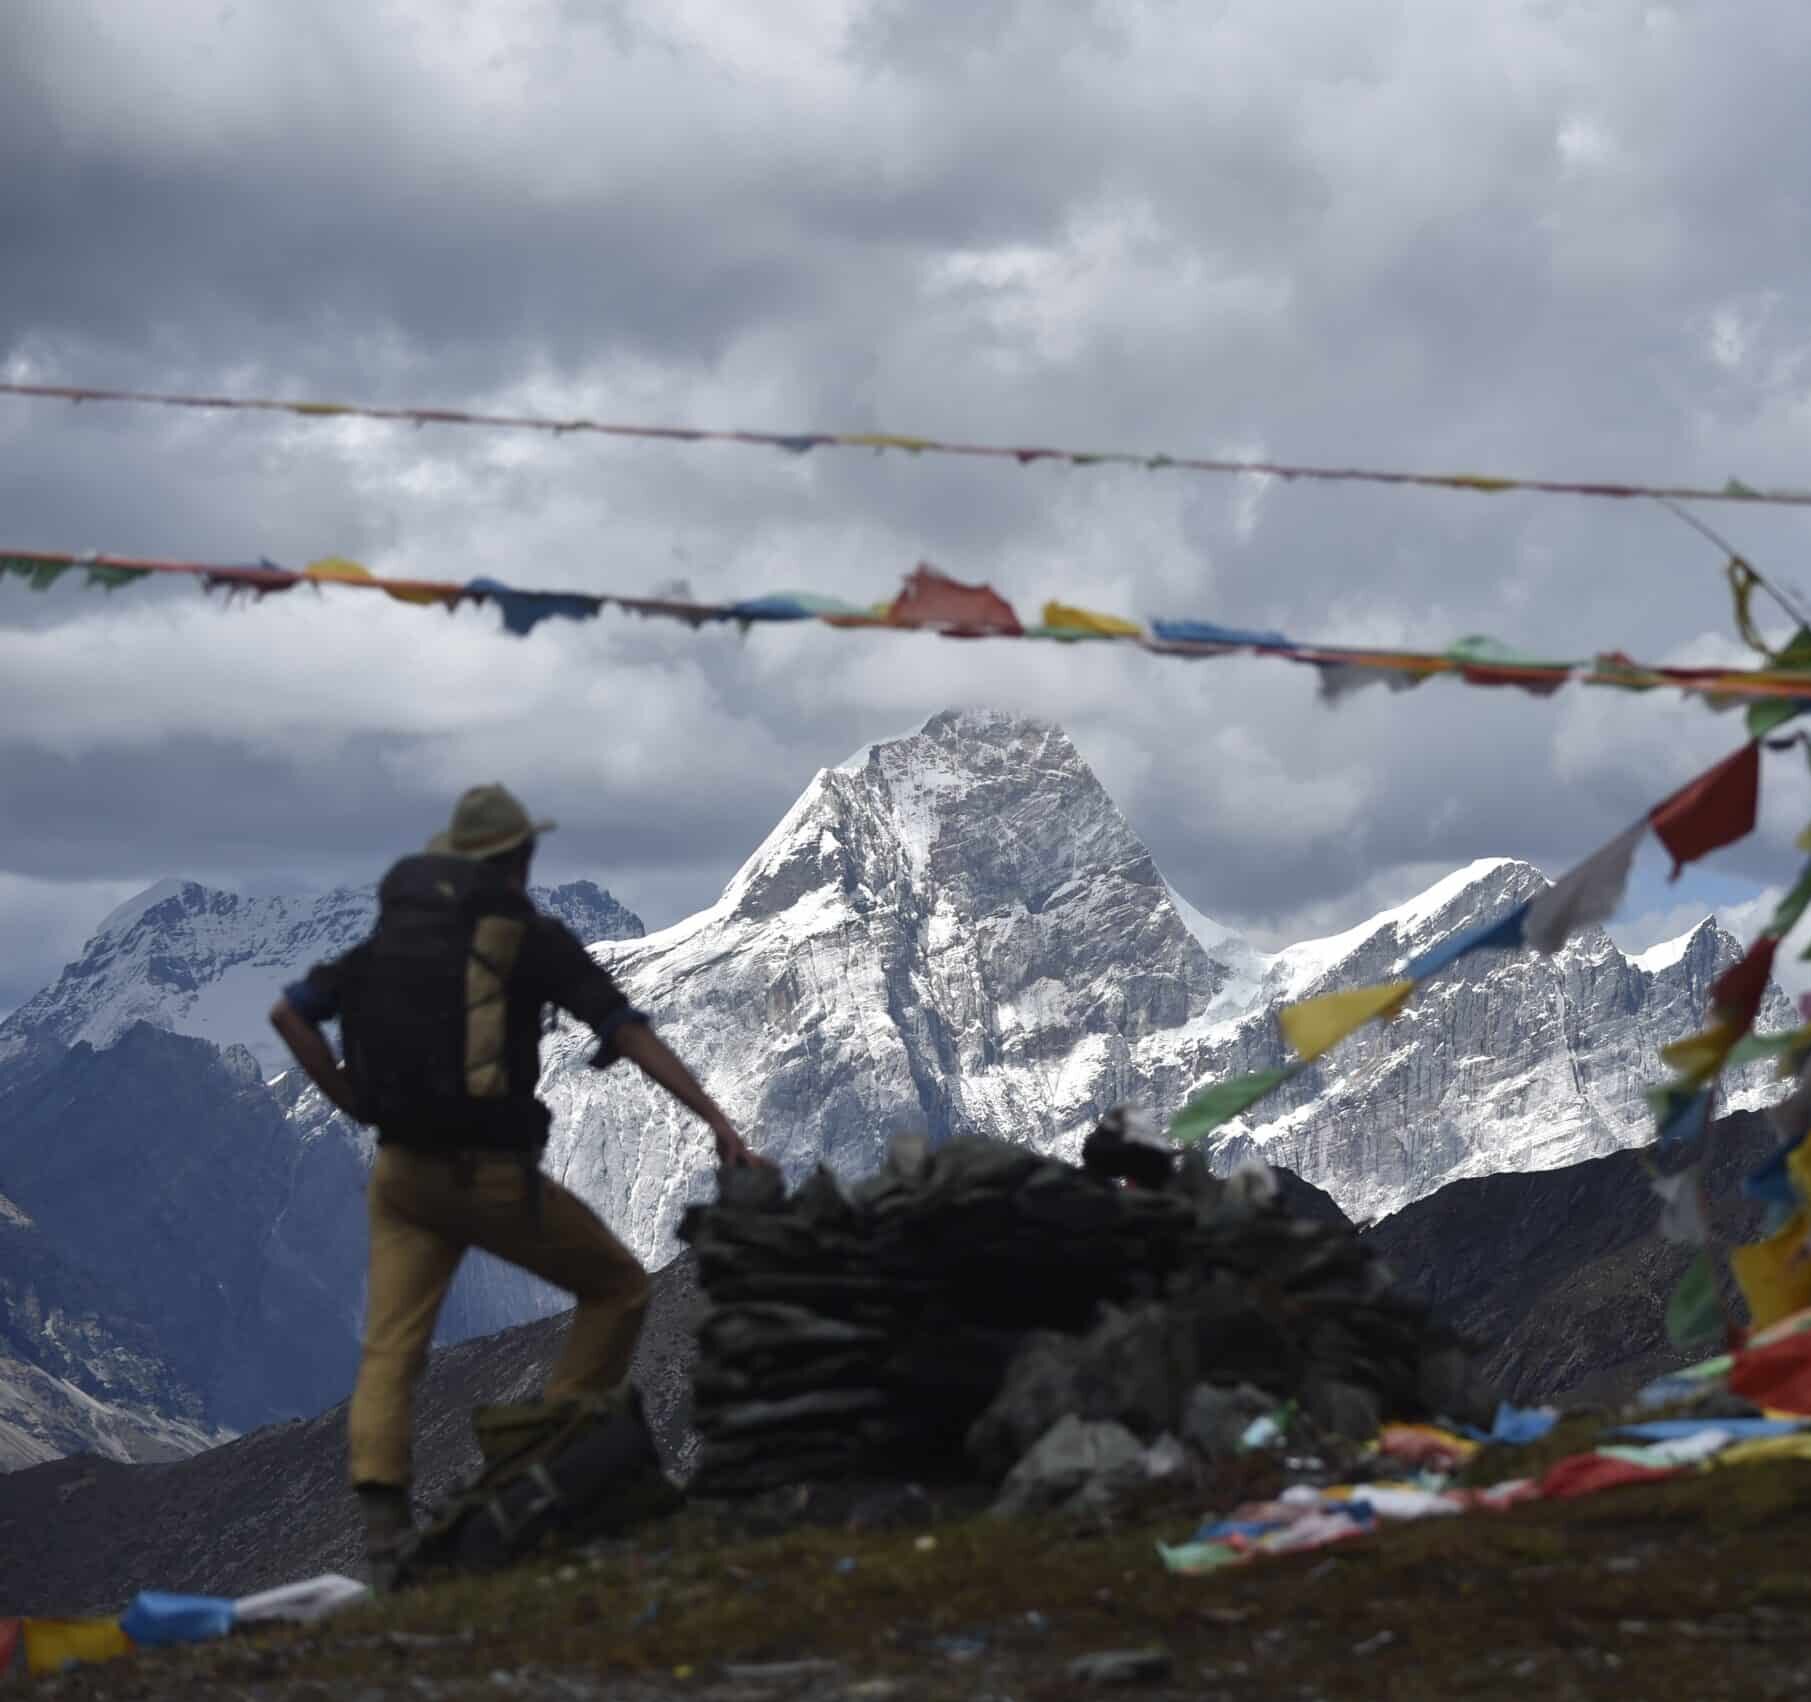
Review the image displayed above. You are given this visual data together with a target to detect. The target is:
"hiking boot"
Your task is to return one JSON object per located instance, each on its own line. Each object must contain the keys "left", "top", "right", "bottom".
{"left": 356, "top": 1484, "right": 414, "bottom": 1595}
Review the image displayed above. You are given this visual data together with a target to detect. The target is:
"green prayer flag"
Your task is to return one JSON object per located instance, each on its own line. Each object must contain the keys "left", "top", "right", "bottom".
{"left": 1665, "top": 1250, "right": 1723, "bottom": 1349}
{"left": 1747, "top": 699, "right": 1801, "bottom": 738}
{"left": 1769, "top": 857, "right": 1811, "bottom": 941}
{"left": 0, "top": 555, "right": 72, "bottom": 591}
{"left": 1444, "top": 634, "right": 1578, "bottom": 670}
{"left": 84, "top": 564, "right": 151, "bottom": 592}
{"left": 1168, "top": 1067, "right": 1294, "bottom": 1147}
{"left": 1727, "top": 1029, "right": 1805, "bottom": 1068}
{"left": 1774, "top": 625, "right": 1811, "bottom": 670}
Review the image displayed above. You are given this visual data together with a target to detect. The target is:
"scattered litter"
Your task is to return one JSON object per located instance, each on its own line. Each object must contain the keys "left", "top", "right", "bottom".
{"left": 723, "top": 1659, "right": 843, "bottom": 1683}
{"left": 1067, "top": 1647, "right": 1174, "bottom": 1684}
{"left": 1238, "top": 1410, "right": 1287, "bottom": 1451}
{"left": 234, "top": 1574, "right": 370, "bottom": 1625}
{"left": 1352, "top": 1629, "right": 1396, "bottom": 1657}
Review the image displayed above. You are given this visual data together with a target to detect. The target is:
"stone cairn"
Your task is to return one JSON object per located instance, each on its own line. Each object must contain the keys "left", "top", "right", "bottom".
{"left": 678, "top": 1123, "right": 1492, "bottom": 1499}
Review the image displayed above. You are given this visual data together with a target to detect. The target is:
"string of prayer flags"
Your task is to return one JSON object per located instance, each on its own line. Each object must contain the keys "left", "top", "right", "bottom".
{"left": 1650, "top": 846, "right": 1811, "bottom": 1339}
{"left": 16, "top": 377, "right": 1811, "bottom": 509}
{"left": 17, "top": 544, "right": 1811, "bottom": 729}
{"left": 1168, "top": 739, "right": 1785, "bottom": 1151}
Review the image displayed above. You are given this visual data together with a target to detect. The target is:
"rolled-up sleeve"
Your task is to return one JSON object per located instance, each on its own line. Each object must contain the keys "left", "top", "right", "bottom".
{"left": 532, "top": 919, "right": 649, "bottom": 1066}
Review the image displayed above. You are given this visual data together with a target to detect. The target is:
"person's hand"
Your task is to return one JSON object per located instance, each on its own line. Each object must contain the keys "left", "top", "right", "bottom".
{"left": 711, "top": 1118, "right": 765, "bottom": 1168}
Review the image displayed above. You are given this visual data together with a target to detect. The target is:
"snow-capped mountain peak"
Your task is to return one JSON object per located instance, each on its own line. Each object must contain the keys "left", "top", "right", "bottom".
{"left": 0, "top": 874, "right": 644, "bottom": 1076}
{"left": 524, "top": 710, "right": 1786, "bottom": 1262}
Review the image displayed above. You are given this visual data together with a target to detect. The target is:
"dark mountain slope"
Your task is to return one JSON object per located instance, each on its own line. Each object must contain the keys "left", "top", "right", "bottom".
{"left": 1367, "top": 1108, "right": 1776, "bottom": 1400}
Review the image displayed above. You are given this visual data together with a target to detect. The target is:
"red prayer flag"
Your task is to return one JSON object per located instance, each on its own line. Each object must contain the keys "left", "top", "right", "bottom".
{"left": 1649, "top": 742, "right": 1761, "bottom": 879}
{"left": 1711, "top": 936, "right": 1780, "bottom": 1027}
{"left": 1729, "top": 1327, "right": 1811, "bottom": 1415}
{"left": 0, "top": 1620, "right": 18, "bottom": 1677}
{"left": 885, "top": 564, "right": 1023, "bottom": 638}
{"left": 1535, "top": 1453, "right": 1681, "bottom": 1501}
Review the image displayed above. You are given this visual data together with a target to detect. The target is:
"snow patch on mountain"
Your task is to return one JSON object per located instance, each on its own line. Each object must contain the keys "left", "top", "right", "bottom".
{"left": 1633, "top": 921, "right": 1712, "bottom": 977}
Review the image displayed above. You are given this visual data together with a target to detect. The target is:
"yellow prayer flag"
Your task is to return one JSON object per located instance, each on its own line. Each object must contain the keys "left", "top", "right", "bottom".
{"left": 1040, "top": 601, "right": 1143, "bottom": 640}
{"left": 1445, "top": 473, "right": 1516, "bottom": 492}
{"left": 302, "top": 556, "right": 372, "bottom": 583}
{"left": 304, "top": 555, "right": 452, "bottom": 608}
{"left": 1731, "top": 1209, "right": 1811, "bottom": 1333}
{"left": 1714, "top": 1433, "right": 1811, "bottom": 1470}
{"left": 24, "top": 1617, "right": 132, "bottom": 1675}
{"left": 1787, "top": 1135, "right": 1811, "bottom": 1204}
{"left": 1279, "top": 979, "right": 1415, "bottom": 1063}
{"left": 1660, "top": 1018, "right": 1745, "bottom": 1083}
{"left": 1797, "top": 821, "right": 1811, "bottom": 852}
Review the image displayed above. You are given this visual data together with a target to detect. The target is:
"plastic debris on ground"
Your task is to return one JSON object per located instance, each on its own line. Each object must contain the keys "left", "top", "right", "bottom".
{"left": 120, "top": 1592, "right": 236, "bottom": 1647}
{"left": 232, "top": 1574, "right": 371, "bottom": 1625}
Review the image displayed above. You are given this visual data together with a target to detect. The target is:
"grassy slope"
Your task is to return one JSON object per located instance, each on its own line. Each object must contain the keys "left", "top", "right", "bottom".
{"left": 48, "top": 1454, "right": 1811, "bottom": 1702}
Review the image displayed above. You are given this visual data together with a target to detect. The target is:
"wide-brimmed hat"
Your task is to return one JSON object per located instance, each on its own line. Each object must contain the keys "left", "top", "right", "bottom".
{"left": 427, "top": 784, "right": 557, "bottom": 859}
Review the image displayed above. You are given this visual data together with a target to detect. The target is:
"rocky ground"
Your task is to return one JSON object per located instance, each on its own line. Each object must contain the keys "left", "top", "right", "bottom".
{"left": 27, "top": 1442, "right": 1811, "bottom": 1702}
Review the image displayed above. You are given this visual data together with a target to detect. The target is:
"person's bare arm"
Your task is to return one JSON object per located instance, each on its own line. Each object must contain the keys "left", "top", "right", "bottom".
{"left": 612, "top": 1021, "right": 760, "bottom": 1167}
{"left": 269, "top": 998, "right": 367, "bottom": 1121}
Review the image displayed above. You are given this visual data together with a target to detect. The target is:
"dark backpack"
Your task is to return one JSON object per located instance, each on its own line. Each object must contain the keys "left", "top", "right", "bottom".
{"left": 340, "top": 854, "right": 546, "bottom": 1149}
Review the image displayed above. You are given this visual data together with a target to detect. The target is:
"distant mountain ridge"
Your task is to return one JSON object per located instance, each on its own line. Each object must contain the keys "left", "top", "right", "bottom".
{"left": 0, "top": 707, "right": 1786, "bottom": 1470}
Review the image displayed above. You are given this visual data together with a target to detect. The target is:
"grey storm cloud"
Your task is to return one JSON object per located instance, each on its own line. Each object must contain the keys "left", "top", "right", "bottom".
{"left": 6, "top": 0, "right": 1811, "bottom": 1016}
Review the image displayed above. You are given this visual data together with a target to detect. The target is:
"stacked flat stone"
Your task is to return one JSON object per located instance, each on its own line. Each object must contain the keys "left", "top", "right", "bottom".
{"left": 679, "top": 1135, "right": 1487, "bottom": 1495}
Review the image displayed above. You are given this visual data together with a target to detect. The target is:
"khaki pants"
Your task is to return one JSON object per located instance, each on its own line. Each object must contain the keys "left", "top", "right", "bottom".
{"left": 347, "top": 1145, "right": 650, "bottom": 1489}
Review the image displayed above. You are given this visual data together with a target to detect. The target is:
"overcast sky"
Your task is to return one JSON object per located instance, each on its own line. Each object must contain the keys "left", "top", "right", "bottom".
{"left": 6, "top": 0, "right": 1811, "bottom": 1018}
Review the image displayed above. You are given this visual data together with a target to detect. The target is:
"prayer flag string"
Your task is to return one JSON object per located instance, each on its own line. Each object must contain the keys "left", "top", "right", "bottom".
{"left": 7, "top": 379, "right": 1811, "bottom": 509}
{"left": 11, "top": 552, "right": 1811, "bottom": 716}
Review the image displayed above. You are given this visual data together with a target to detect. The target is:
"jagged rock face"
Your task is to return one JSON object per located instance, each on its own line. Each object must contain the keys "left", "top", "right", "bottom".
{"left": 533, "top": 709, "right": 1786, "bottom": 1265}
{"left": 0, "top": 877, "right": 643, "bottom": 1078}
{"left": 0, "top": 1191, "right": 229, "bottom": 1470}
{"left": 536, "top": 709, "right": 1253, "bottom": 1265}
